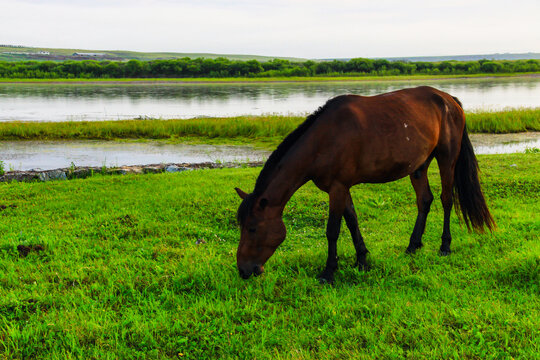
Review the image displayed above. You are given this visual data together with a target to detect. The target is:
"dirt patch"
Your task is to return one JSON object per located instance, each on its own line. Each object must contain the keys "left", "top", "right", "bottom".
{"left": 17, "top": 244, "right": 45, "bottom": 257}
{"left": 0, "top": 204, "right": 17, "bottom": 211}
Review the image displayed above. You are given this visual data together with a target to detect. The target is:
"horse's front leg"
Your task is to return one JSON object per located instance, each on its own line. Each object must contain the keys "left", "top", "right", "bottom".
{"left": 319, "top": 184, "right": 347, "bottom": 284}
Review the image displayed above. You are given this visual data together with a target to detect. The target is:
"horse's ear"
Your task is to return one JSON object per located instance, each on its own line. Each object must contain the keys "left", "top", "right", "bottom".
{"left": 235, "top": 187, "right": 248, "bottom": 200}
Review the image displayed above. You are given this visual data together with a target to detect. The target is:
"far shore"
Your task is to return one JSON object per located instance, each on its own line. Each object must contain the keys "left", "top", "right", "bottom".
{"left": 1, "top": 73, "right": 539, "bottom": 84}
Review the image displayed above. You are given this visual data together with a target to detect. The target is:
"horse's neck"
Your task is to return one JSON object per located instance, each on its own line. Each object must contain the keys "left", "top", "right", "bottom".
{"left": 260, "top": 151, "right": 312, "bottom": 211}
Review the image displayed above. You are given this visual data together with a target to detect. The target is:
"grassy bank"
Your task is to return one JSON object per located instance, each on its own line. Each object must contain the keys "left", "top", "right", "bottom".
{"left": 1, "top": 73, "right": 539, "bottom": 83}
{"left": 466, "top": 108, "right": 540, "bottom": 133}
{"left": 0, "top": 109, "right": 539, "bottom": 147}
{"left": 0, "top": 153, "right": 538, "bottom": 358}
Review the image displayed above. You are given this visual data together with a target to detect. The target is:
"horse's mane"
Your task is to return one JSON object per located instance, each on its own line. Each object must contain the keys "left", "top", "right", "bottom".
{"left": 237, "top": 96, "right": 345, "bottom": 225}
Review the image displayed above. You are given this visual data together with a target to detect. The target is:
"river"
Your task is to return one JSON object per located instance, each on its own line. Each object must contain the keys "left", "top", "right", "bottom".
{"left": 1, "top": 77, "right": 538, "bottom": 171}
{"left": 1, "top": 77, "right": 540, "bottom": 122}
{"left": 1, "top": 133, "right": 538, "bottom": 172}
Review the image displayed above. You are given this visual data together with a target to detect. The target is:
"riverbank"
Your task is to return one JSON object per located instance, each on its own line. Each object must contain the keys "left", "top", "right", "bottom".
{"left": 0, "top": 161, "right": 263, "bottom": 182}
{"left": 1, "top": 72, "right": 539, "bottom": 84}
{"left": 0, "top": 109, "right": 539, "bottom": 146}
{"left": 0, "top": 153, "right": 538, "bottom": 358}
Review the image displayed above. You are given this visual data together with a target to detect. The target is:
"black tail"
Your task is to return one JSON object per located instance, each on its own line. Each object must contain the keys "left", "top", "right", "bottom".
{"left": 453, "top": 126, "right": 495, "bottom": 232}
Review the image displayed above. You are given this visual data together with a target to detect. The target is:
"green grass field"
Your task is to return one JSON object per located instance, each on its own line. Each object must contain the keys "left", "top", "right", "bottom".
{"left": 0, "top": 109, "right": 538, "bottom": 148}
{"left": 0, "top": 153, "right": 538, "bottom": 359}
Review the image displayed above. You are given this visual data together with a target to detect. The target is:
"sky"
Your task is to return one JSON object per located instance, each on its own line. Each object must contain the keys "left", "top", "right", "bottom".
{"left": 1, "top": 0, "right": 539, "bottom": 59}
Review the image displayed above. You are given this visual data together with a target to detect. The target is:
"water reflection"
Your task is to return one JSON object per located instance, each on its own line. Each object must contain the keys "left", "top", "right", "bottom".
{"left": 1, "top": 77, "right": 540, "bottom": 122}
{"left": 0, "top": 141, "right": 270, "bottom": 171}
{"left": 470, "top": 132, "right": 540, "bottom": 155}
{"left": 1, "top": 133, "right": 537, "bottom": 171}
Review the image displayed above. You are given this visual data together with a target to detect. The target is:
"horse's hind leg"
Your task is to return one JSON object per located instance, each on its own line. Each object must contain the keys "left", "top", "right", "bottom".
{"left": 437, "top": 156, "right": 457, "bottom": 256}
{"left": 343, "top": 192, "right": 369, "bottom": 270}
{"left": 406, "top": 161, "right": 434, "bottom": 254}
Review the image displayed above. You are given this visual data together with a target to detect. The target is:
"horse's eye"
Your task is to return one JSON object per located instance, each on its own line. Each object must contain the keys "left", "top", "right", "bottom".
{"left": 248, "top": 227, "right": 256, "bottom": 233}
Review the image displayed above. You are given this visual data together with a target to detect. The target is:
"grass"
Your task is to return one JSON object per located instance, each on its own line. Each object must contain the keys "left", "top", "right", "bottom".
{"left": 0, "top": 115, "right": 295, "bottom": 148}
{"left": 0, "top": 153, "right": 538, "bottom": 358}
{"left": 467, "top": 108, "right": 540, "bottom": 133}
{"left": 0, "top": 109, "right": 538, "bottom": 147}
{"left": 1, "top": 73, "right": 539, "bottom": 84}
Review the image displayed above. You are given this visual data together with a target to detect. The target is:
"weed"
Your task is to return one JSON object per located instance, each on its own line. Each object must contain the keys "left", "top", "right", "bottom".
{"left": 68, "top": 161, "right": 76, "bottom": 176}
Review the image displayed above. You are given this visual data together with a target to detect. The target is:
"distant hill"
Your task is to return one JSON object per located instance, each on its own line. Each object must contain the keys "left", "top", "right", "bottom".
{"left": 327, "top": 53, "right": 540, "bottom": 62}
{"left": 2, "top": 45, "right": 539, "bottom": 64}
{"left": 0, "top": 45, "right": 307, "bottom": 62}
{"left": 385, "top": 53, "right": 540, "bottom": 62}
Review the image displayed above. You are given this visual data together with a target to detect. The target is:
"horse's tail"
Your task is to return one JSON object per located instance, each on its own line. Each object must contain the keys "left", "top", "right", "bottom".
{"left": 453, "top": 125, "right": 495, "bottom": 232}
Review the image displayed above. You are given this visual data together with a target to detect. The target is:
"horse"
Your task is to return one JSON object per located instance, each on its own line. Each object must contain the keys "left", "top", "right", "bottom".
{"left": 235, "top": 86, "right": 494, "bottom": 283}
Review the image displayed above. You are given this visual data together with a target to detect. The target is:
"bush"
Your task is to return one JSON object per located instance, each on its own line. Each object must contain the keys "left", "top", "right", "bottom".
{"left": 0, "top": 57, "right": 538, "bottom": 79}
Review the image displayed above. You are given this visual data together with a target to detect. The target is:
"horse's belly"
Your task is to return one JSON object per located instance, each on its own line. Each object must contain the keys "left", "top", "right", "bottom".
{"left": 356, "top": 145, "right": 432, "bottom": 184}
{"left": 359, "top": 163, "right": 416, "bottom": 183}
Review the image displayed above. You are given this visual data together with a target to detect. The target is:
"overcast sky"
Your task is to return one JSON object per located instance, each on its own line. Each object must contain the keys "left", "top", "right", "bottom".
{"left": 1, "top": 0, "right": 539, "bottom": 59}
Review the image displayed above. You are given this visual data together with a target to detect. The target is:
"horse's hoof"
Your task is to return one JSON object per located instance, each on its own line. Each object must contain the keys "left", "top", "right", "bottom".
{"left": 318, "top": 277, "right": 334, "bottom": 285}
{"left": 356, "top": 260, "right": 370, "bottom": 271}
{"left": 439, "top": 248, "right": 452, "bottom": 256}
{"left": 406, "top": 243, "right": 423, "bottom": 254}
{"left": 318, "top": 271, "right": 334, "bottom": 284}
{"left": 359, "top": 264, "right": 370, "bottom": 272}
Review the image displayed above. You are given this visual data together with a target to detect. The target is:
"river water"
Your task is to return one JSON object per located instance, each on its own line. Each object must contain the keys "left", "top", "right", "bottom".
{"left": 0, "top": 78, "right": 538, "bottom": 171}
{"left": 0, "top": 141, "right": 270, "bottom": 171}
{"left": 1, "top": 77, "right": 540, "bottom": 122}
{"left": 1, "top": 133, "right": 538, "bottom": 172}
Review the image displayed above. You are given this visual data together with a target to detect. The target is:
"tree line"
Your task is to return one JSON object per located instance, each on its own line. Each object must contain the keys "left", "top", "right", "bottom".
{"left": 1, "top": 57, "right": 539, "bottom": 79}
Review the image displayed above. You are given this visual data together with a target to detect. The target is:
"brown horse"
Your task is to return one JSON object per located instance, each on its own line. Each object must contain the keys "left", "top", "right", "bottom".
{"left": 235, "top": 86, "right": 494, "bottom": 283}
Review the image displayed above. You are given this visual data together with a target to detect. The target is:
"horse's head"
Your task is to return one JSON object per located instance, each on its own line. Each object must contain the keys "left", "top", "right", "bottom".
{"left": 235, "top": 187, "right": 286, "bottom": 279}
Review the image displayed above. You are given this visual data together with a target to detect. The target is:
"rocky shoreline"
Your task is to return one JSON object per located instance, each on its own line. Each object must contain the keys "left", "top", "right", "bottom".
{"left": 0, "top": 161, "right": 264, "bottom": 183}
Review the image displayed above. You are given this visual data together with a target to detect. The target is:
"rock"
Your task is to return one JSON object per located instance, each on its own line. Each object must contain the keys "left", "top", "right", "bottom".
{"left": 107, "top": 168, "right": 128, "bottom": 175}
{"left": 121, "top": 166, "right": 143, "bottom": 174}
{"left": 143, "top": 166, "right": 163, "bottom": 174}
{"left": 38, "top": 170, "right": 67, "bottom": 182}
{"left": 165, "top": 165, "right": 190, "bottom": 173}
{"left": 70, "top": 168, "right": 93, "bottom": 179}
{"left": 0, "top": 173, "right": 40, "bottom": 182}
{"left": 0, "top": 161, "right": 263, "bottom": 183}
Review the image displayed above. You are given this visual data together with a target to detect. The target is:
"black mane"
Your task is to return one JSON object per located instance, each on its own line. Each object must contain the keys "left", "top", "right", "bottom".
{"left": 237, "top": 96, "right": 346, "bottom": 226}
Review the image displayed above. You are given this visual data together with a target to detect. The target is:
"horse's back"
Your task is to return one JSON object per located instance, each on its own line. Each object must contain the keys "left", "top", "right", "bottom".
{"left": 309, "top": 87, "right": 464, "bottom": 186}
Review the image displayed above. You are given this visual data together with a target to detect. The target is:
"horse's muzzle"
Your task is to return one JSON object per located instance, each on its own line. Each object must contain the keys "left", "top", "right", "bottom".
{"left": 238, "top": 264, "right": 264, "bottom": 279}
